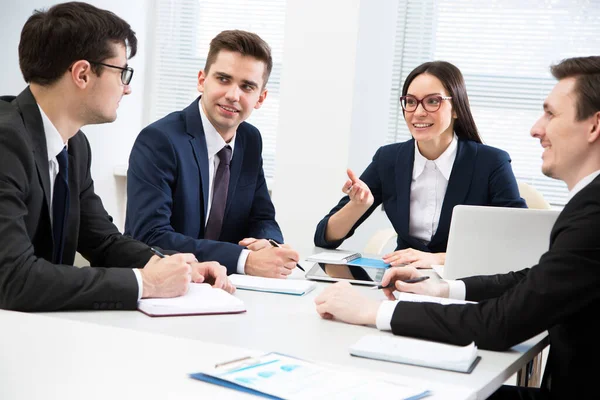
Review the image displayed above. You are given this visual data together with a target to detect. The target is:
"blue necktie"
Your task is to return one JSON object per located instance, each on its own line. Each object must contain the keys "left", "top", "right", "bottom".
{"left": 205, "top": 145, "right": 232, "bottom": 240}
{"left": 52, "top": 146, "right": 70, "bottom": 264}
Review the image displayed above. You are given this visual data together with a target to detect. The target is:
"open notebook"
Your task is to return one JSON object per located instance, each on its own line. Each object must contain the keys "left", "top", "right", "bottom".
{"left": 137, "top": 283, "right": 246, "bottom": 317}
{"left": 229, "top": 274, "right": 316, "bottom": 296}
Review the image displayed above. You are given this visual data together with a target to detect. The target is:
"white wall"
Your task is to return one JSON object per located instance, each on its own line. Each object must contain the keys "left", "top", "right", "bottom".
{"left": 273, "top": 0, "right": 399, "bottom": 256}
{"left": 0, "top": 0, "right": 151, "bottom": 231}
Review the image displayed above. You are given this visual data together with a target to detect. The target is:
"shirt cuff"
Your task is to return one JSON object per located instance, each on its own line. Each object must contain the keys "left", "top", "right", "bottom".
{"left": 447, "top": 279, "right": 466, "bottom": 300}
{"left": 237, "top": 249, "right": 251, "bottom": 275}
{"left": 132, "top": 269, "right": 143, "bottom": 300}
{"left": 376, "top": 300, "right": 400, "bottom": 331}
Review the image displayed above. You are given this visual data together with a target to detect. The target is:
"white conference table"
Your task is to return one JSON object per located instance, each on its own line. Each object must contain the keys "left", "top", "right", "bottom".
{"left": 1, "top": 309, "right": 471, "bottom": 400}
{"left": 38, "top": 257, "right": 548, "bottom": 400}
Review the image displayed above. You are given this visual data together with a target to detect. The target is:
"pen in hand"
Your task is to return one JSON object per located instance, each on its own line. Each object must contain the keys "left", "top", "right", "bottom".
{"left": 371, "top": 275, "right": 430, "bottom": 290}
{"left": 150, "top": 247, "right": 166, "bottom": 258}
{"left": 267, "top": 239, "right": 305, "bottom": 272}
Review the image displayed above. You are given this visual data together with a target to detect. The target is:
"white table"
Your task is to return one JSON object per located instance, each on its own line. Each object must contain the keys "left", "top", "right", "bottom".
{"left": 0, "top": 309, "right": 472, "bottom": 400}
{"left": 40, "top": 263, "right": 547, "bottom": 400}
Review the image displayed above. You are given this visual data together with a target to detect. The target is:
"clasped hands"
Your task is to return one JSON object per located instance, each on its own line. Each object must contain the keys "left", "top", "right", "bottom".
{"left": 140, "top": 253, "right": 234, "bottom": 298}
{"left": 314, "top": 267, "right": 449, "bottom": 326}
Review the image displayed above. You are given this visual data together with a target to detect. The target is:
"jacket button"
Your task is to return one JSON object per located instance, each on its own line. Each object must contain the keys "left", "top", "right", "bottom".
{"left": 108, "top": 303, "right": 115, "bottom": 310}
{"left": 93, "top": 302, "right": 99, "bottom": 310}
{"left": 100, "top": 302, "right": 107, "bottom": 309}
{"left": 116, "top": 302, "right": 123, "bottom": 310}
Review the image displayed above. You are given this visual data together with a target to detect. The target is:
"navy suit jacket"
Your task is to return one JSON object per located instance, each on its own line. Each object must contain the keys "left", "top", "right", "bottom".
{"left": 125, "top": 97, "right": 283, "bottom": 274}
{"left": 314, "top": 139, "right": 527, "bottom": 252}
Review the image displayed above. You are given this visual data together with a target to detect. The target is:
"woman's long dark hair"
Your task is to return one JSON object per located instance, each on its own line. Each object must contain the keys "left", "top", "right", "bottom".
{"left": 402, "top": 61, "right": 482, "bottom": 143}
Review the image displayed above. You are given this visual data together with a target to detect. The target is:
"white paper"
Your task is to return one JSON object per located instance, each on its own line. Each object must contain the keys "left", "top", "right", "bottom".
{"left": 201, "top": 352, "right": 430, "bottom": 399}
{"left": 306, "top": 251, "right": 361, "bottom": 263}
{"left": 229, "top": 274, "right": 316, "bottom": 295}
{"left": 138, "top": 283, "right": 245, "bottom": 316}
{"left": 350, "top": 334, "right": 478, "bottom": 373}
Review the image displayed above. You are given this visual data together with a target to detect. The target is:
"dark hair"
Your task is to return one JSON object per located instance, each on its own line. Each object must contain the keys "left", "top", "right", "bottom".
{"left": 204, "top": 30, "right": 273, "bottom": 87}
{"left": 551, "top": 56, "right": 600, "bottom": 121}
{"left": 402, "top": 61, "right": 482, "bottom": 143}
{"left": 19, "top": 1, "right": 137, "bottom": 86}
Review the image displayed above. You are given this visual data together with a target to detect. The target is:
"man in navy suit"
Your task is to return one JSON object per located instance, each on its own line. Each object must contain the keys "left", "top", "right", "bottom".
{"left": 126, "top": 30, "right": 299, "bottom": 278}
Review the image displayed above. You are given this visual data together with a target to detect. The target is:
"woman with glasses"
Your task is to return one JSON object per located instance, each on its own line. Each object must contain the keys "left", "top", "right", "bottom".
{"left": 314, "top": 61, "right": 526, "bottom": 268}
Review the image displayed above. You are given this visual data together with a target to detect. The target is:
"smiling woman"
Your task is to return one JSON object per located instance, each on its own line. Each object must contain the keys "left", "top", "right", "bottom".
{"left": 314, "top": 61, "right": 527, "bottom": 269}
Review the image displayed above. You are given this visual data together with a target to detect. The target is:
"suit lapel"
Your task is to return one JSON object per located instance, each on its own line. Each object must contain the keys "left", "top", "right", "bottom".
{"left": 185, "top": 98, "right": 210, "bottom": 219}
{"left": 394, "top": 140, "right": 415, "bottom": 244}
{"left": 224, "top": 129, "right": 244, "bottom": 220}
{"left": 15, "top": 88, "right": 53, "bottom": 217}
{"left": 430, "top": 139, "right": 476, "bottom": 248}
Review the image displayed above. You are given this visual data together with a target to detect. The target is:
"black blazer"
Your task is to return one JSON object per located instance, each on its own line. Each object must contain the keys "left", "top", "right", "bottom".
{"left": 389, "top": 174, "right": 600, "bottom": 399}
{"left": 0, "top": 88, "right": 153, "bottom": 311}
{"left": 314, "top": 139, "right": 526, "bottom": 252}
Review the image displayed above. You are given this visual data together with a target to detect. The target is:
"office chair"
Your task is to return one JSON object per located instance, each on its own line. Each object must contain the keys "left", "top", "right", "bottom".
{"left": 517, "top": 181, "right": 552, "bottom": 210}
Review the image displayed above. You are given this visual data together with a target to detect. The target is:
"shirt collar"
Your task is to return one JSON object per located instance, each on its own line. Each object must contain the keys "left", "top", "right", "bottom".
{"left": 37, "top": 104, "right": 67, "bottom": 160}
{"left": 198, "top": 100, "right": 236, "bottom": 158}
{"left": 412, "top": 134, "right": 458, "bottom": 180}
{"left": 567, "top": 170, "right": 600, "bottom": 202}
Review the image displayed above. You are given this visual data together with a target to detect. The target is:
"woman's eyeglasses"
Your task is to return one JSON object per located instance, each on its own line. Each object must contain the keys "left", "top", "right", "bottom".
{"left": 399, "top": 94, "right": 451, "bottom": 112}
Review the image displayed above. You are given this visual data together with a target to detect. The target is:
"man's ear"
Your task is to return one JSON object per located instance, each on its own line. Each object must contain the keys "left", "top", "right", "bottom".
{"left": 197, "top": 70, "right": 207, "bottom": 93}
{"left": 70, "top": 60, "right": 92, "bottom": 89}
{"left": 254, "top": 88, "right": 268, "bottom": 110}
{"left": 588, "top": 111, "right": 600, "bottom": 144}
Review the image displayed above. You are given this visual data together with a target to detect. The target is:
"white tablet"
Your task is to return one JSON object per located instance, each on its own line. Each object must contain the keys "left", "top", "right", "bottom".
{"left": 304, "top": 262, "right": 385, "bottom": 286}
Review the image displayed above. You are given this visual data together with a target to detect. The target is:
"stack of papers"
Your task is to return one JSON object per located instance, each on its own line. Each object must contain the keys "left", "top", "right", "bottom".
{"left": 137, "top": 283, "right": 246, "bottom": 317}
{"left": 350, "top": 334, "right": 480, "bottom": 373}
{"left": 229, "top": 274, "right": 316, "bottom": 296}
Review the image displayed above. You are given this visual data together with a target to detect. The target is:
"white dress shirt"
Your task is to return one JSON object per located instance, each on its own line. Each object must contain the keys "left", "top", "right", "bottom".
{"left": 38, "top": 105, "right": 144, "bottom": 299}
{"left": 198, "top": 103, "right": 250, "bottom": 274}
{"left": 409, "top": 134, "right": 458, "bottom": 244}
{"left": 376, "top": 169, "right": 600, "bottom": 331}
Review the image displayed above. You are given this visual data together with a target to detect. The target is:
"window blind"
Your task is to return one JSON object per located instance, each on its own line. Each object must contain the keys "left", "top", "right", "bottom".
{"left": 387, "top": 0, "right": 600, "bottom": 206}
{"left": 149, "top": 0, "right": 287, "bottom": 179}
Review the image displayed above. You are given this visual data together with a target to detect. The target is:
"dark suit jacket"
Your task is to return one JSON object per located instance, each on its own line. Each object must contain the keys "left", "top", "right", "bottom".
{"left": 389, "top": 174, "right": 600, "bottom": 399}
{"left": 0, "top": 88, "right": 153, "bottom": 311}
{"left": 314, "top": 139, "right": 527, "bottom": 252}
{"left": 125, "top": 97, "right": 283, "bottom": 274}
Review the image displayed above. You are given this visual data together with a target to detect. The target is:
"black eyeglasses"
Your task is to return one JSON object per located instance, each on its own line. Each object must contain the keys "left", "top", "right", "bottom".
{"left": 89, "top": 61, "right": 134, "bottom": 85}
{"left": 400, "top": 94, "right": 452, "bottom": 112}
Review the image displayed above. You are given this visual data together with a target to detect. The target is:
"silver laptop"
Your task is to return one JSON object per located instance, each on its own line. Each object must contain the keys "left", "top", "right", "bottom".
{"left": 441, "top": 205, "right": 561, "bottom": 280}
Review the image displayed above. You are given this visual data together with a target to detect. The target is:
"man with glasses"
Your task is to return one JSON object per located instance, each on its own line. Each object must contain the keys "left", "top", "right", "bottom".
{"left": 0, "top": 1, "right": 232, "bottom": 312}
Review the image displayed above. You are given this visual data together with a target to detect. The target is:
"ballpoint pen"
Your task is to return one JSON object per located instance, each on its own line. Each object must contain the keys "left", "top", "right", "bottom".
{"left": 150, "top": 247, "right": 166, "bottom": 258}
{"left": 370, "top": 275, "right": 430, "bottom": 290}
{"left": 267, "top": 239, "right": 305, "bottom": 272}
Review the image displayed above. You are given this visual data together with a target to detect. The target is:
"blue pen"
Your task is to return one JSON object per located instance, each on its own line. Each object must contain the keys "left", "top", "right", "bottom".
{"left": 267, "top": 239, "right": 305, "bottom": 272}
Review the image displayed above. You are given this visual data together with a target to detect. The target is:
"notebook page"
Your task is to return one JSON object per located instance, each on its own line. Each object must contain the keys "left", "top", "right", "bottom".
{"left": 138, "top": 283, "right": 245, "bottom": 315}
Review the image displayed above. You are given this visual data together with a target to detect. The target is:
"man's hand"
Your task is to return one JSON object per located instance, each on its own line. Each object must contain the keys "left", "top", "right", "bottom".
{"left": 238, "top": 237, "right": 271, "bottom": 251}
{"left": 190, "top": 261, "right": 235, "bottom": 294}
{"left": 382, "top": 248, "right": 445, "bottom": 269}
{"left": 343, "top": 168, "right": 374, "bottom": 208}
{"left": 245, "top": 246, "right": 300, "bottom": 278}
{"left": 380, "top": 267, "right": 449, "bottom": 300}
{"left": 314, "top": 281, "right": 380, "bottom": 325}
{"left": 140, "top": 253, "right": 196, "bottom": 298}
